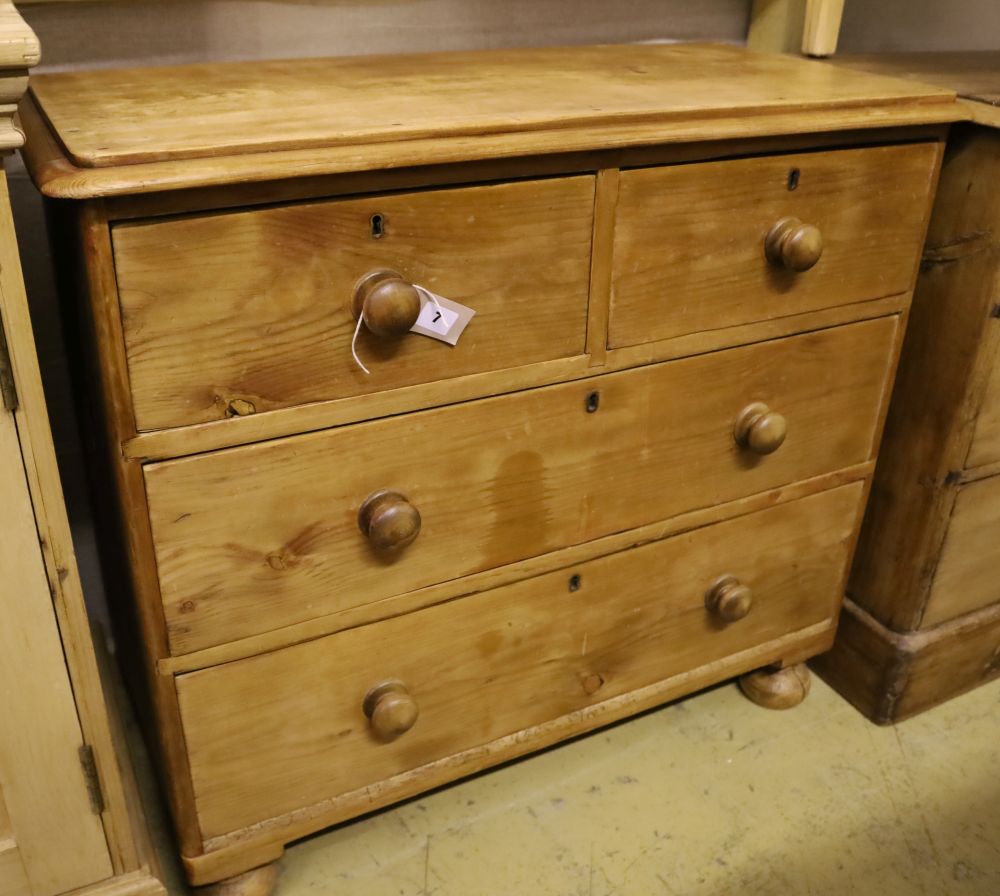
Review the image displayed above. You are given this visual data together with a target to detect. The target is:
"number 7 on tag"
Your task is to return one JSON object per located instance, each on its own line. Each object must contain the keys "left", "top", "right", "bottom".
{"left": 410, "top": 287, "right": 476, "bottom": 346}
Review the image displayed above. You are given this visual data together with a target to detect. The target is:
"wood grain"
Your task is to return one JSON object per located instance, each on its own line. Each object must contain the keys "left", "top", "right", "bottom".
{"left": 923, "top": 474, "right": 1000, "bottom": 626}
{"left": 157, "top": 463, "right": 874, "bottom": 677}
{"left": 609, "top": 143, "right": 938, "bottom": 349}
{"left": 122, "top": 293, "right": 908, "bottom": 463}
{"left": 57, "top": 201, "right": 203, "bottom": 859}
{"left": 836, "top": 52, "right": 1000, "bottom": 126}
{"left": 28, "top": 43, "right": 955, "bottom": 170}
{"left": 801, "top": 0, "right": 844, "bottom": 57}
{"left": 112, "top": 176, "right": 594, "bottom": 430}
{"left": 20, "top": 45, "right": 959, "bottom": 199}
{"left": 848, "top": 125, "right": 1000, "bottom": 631}
{"left": 814, "top": 594, "right": 1000, "bottom": 723}
{"left": 966, "top": 340, "right": 1000, "bottom": 467}
{"left": 177, "top": 483, "right": 860, "bottom": 840}
{"left": 0, "top": 346, "right": 113, "bottom": 895}
{"left": 145, "top": 317, "right": 896, "bottom": 655}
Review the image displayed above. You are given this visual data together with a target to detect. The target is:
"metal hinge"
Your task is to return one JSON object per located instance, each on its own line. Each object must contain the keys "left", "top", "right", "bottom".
{"left": 79, "top": 744, "right": 105, "bottom": 815}
{"left": 0, "top": 315, "right": 17, "bottom": 412}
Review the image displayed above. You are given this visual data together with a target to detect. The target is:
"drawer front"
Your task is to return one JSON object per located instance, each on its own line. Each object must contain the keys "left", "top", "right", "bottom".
{"left": 146, "top": 316, "right": 896, "bottom": 655}
{"left": 967, "top": 350, "right": 1000, "bottom": 469}
{"left": 177, "top": 483, "right": 862, "bottom": 839}
{"left": 113, "top": 176, "right": 595, "bottom": 431}
{"left": 923, "top": 474, "right": 1000, "bottom": 627}
{"left": 609, "top": 143, "right": 937, "bottom": 349}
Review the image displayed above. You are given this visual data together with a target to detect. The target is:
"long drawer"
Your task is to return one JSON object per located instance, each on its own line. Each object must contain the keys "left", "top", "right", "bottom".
{"left": 146, "top": 316, "right": 896, "bottom": 655}
{"left": 112, "top": 176, "right": 596, "bottom": 431}
{"left": 176, "top": 482, "right": 862, "bottom": 840}
{"left": 609, "top": 143, "right": 937, "bottom": 349}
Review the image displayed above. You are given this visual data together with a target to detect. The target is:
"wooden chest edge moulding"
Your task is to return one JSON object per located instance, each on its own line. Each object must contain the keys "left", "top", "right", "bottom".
{"left": 19, "top": 44, "right": 952, "bottom": 893}
{"left": 815, "top": 52, "right": 1000, "bottom": 723}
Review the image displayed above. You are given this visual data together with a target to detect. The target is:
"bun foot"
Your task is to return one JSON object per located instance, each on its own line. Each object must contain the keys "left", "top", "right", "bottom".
{"left": 198, "top": 862, "right": 280, "bottom": 896}
{"left": 739, "top": 663, "right": 811, "bottom": 709}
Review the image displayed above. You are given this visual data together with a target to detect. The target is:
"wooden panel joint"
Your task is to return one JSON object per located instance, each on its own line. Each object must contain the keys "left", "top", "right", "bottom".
{"left": 0, "top": 311, "right": 17, "bottom": 411}
{"left": 79, "top": 744, "right": 106, "bottom": 816}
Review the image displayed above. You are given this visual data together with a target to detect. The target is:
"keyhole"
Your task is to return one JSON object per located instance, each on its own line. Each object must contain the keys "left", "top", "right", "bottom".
{"left": 568, "top": 574, "right": 582, "bottom": 592}
{"left": 585, "top": 391, "right": 600, "bottom": 413}
{"left": 787, "top": 168, "right": 800, "bottom": 191}
{"left": 370, "top": 213, "right": 385, "bottom": 238}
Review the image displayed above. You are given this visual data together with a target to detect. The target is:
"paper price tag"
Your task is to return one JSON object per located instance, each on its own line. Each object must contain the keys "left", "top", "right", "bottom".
{"left": 410, "top": 287, "right": 476, "bottom": 346}
{"left": 415, "top": 300, "right": 459, "bottom": 336}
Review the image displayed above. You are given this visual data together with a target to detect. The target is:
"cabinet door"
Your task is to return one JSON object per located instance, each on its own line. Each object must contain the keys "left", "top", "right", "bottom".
{"left": 0, "top": 362, "right": 112, "bottom": 894}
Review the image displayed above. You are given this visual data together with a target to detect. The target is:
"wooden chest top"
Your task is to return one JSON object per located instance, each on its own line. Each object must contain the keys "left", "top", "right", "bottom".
{"left": 23, "top": 42, "right": 958, "bottom": 198}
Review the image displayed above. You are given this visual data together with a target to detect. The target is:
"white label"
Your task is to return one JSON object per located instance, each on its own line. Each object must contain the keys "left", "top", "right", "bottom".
{"left": 410, "top": 287, "right": 476, "bottom": 346}
{"left": 415, "top": 300, "right": 459, "bottom": 336}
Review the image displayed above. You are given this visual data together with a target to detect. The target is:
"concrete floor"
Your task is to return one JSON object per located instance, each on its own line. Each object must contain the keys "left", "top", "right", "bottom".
{"left": 149, "top": 675, "right": 1000, "bottom": 896}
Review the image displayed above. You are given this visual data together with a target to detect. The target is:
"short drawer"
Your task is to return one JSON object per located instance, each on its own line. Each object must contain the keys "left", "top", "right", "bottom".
{"left": 608, "top": 143, "right": 938, "bottom": 349}
{"left": 112, "top": 176, "right": 595, "bottom": 430}
{"left": 146, "top": 316, "right": 896, "bottom": 655}
{"left": 176, "top": 483, "right": 861, "bottom": 840}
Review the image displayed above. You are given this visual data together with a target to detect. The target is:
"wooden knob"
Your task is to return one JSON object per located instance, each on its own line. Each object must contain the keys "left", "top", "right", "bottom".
{"left": 705, "top": 574, "right": 753, "bottom": 623}
{"left": 734, "top": 402, "right": 787, "bottom": 455}
{"left": 351, "top": 269, "right": 421, "bottom": 337}
{"left": 358, "top": 489, "right": 421, "bottom": 551}
{"left": 363, "top": 680, "right": 419, "bottom": 740}
{"left": 765, "top": 217, "right": 823, "bottom": 272}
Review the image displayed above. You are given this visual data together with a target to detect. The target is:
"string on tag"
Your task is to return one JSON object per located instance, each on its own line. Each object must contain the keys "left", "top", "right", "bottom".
{"left": 350, "top": 313, "right": 371, "bottom": 375}
{"left": 351, "top": 283, "right": 466, "bottom": 376}
{"left": 414, "top": 284, "right": 445, "bottom": 318}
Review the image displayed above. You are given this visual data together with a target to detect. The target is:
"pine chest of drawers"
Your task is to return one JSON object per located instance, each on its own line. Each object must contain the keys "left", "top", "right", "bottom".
{"left": 20, "top": 44, "right": 956, "bottom": 892}
{"left": 817, "top": 52, "right": 1000, "bottom": 723}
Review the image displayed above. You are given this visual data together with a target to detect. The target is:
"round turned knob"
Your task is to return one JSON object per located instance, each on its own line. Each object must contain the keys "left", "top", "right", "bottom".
{"left": 734, "top": 402, "right": 787, "bottom": 455}
{"left": 363, "top": 680, "right": 419, "bottom": 740}
{"left": 764, "top": 217, "right": 823, "bottom": 272}
{"left": 358, "top": 489, "right": 421, "bottom": 551}
{"left": 705, "top": 574, "right": 753, "bottom": 623}
{"left": 351, "top": 269, "right": 421, "bottom": 337}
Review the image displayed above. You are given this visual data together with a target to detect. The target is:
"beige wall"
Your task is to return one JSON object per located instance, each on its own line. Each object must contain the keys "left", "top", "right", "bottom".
{"left": 840, "top": 0, "right": 1000, "bottom": 52}
{"left": 21, "top": 0, "right": 748, "bottom": 71}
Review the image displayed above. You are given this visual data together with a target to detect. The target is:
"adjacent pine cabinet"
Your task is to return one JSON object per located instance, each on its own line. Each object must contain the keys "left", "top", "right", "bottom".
{"left": 819, "top": 52, "right": 1000, "bottom": 722}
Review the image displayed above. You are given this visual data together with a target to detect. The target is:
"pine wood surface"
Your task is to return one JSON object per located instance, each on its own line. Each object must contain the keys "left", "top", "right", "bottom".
{"left": 0, "top": 351, "right": 112, "bottom": 895}
{"left": 814, "top": 595, "right": 1000, "bottom": 723}
{"left": 23, "top": 42, "right": 948, "bottom": 884}
{"left": 177, "top": 483, "right": 860, "bottom": 840}
{"left": 923, "top": 473, "right": 1000, "bottom": 627}
{"left": 65, "top": 202, "right": 205, "bottom": 860}
{"left": 967, "top": 340, "right": 1000, "bottom": 467}
{"left": 609, "top": 142, "right": 937, "bottom": 348}
{"left": 157, "top": 463, "right": 874, "bottom": 677}
{"left": 30, "top": 43, "right": 954, "bottom": 169}
{"left": 145, "top": 317, "right": 896, "bottom": 656}
{"left": 21, "top": 44, "right": 959, "bottom": 198}
{"left": 112, "top": 176, "right": 595, "bottom": 430}
{"left": 848, "top": 126, "right": 1000, "bottom": 632}
{"left": 836, "top": 52, "right": 1000, "bottom": 128}
{"left": 0, "top": 1, "right": 37, "bottom": 151}
{"left": 823, "top": 54, "right": 1000, "bottom": 722}
{"left": 0, "top": 135, "right": 167, "bottom": 896}
{"left": 118, "top": 293, "right": 907, "bottom": 464}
